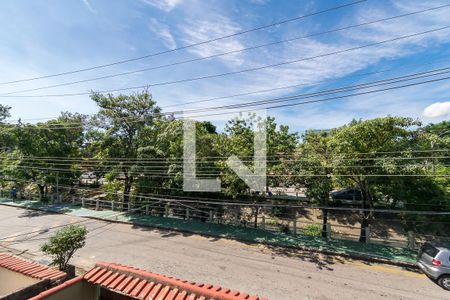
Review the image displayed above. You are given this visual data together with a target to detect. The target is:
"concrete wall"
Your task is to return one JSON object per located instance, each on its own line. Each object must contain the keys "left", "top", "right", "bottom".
{"left": 42, "top": 281, "right": 97, "bottom": 300}
{"left": 0, "top": 267, "right": 40, "bottom": 296}
{"left": 3, "top": 279, "right": 50, "bottom": 300}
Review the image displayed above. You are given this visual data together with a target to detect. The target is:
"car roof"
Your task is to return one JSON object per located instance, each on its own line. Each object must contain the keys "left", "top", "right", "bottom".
{"left": 426, "top": 241, "right": 450, "bottom": 251}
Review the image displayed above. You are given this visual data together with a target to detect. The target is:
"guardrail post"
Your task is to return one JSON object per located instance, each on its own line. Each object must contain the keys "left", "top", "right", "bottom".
{"left": 145, "top": 205, "right": 149, "bottom": 216}
{"left": 95, "top": 200, "right": 99, "bottom": 211}
{"left": 261, "top": 215, "right": 265, "bottom": 230}
{"left": 71, "top": 196, "right": 75, "bottom": 204}
{"left": 293, "top": 217, "right": 297, "bottom": 236}
{"left": 326, "top": 223, "right": 332, "bottom": 239}
{"left": 82, "top": 198, "right": 85, "bottom": 208}
{"left": 365, "top": 226, "right": 370, "bottom": 243}
{"left": 164, "top": 203, "right": 169, "bottom": 217}
{"left": 186, "top": 208, "right": 190, "bottom": 220}
{"left": 111, "top": 202, "right": 115, "bottom": 211}
{"left": 407, "top": 231, "right": 416, "bottom": 249}
{"left": 209, "top": 211, "right": 213, "bottom": 222}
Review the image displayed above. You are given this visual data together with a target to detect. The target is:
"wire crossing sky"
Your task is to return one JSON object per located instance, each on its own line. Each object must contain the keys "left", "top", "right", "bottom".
{"left": 0, "top": 0, "right": 449, "bottom": 130}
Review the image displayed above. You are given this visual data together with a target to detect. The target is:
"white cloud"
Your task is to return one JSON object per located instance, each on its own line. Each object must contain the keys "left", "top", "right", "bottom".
{"left": 81, "top": 0, "right": 97, "bottom": 14}
{"left": 140, "top": 0, "right": 184, "bottom": 12}
{"left": 180, "top": 15, "right": 245, "bottom": 66}
{"left": 423, "top": 101, "right": 450, "bottom": 118}
{"left": 148, "top": 18, "right": 176, "bottom": 49}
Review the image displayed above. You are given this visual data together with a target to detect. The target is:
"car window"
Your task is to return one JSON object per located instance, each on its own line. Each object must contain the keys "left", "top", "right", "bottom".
{"left": 422, "top": 244, "right": 439, "bottom": 258}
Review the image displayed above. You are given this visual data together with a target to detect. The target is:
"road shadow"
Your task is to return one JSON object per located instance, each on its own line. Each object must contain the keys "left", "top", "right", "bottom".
{"left": 17, "top": 209, "right": 58, "bottom": 218}
{"left": 129, "top": 223, "right": 195, "bottom": 238}
{"left": 262, "top": 244, "right": 347, "bottom": 271}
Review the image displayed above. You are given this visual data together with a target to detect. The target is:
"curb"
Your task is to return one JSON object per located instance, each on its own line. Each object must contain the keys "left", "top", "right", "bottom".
{"left": 0, "top": 201, "right": 419, "bottom": 270}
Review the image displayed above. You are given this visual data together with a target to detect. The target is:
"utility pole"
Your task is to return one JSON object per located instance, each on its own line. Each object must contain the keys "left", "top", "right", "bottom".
{"left": 56, "top": 172, "right": 59, "bottom": 201}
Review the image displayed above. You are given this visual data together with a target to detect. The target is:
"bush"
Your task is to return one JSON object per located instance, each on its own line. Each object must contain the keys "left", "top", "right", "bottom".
{"left": 303, "top": 224, "right": 322, "bottom": 237}
{"left": 279, "top": 224, "right": 290, "bottom": 234}
{"left": 41, "top": 225, "right": 87, "bottom": 271}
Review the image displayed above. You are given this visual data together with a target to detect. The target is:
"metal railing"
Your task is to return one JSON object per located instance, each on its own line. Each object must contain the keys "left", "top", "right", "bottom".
{"left": 1, "top": 189, "right": 448, "bottom": 250}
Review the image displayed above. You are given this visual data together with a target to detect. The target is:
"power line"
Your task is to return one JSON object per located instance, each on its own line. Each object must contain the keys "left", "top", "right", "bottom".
{"left": 2, "top": 64, "right": 450, "bottom": 131}
{"left": 3, "top": 154, "right": 448, "bottom": 163}
{"left": 0, "top": 0, "right": 366, "bottom": 85}
{"left": 4, "top": 3, "right": 449, "bottom": 95}
{"left": 178, "top": 67, "right": 450, "bottom": 114}
{"left": 6, "top": 160, "right": 447, "bottom": 169}
{"left": 4, "top": 165, "right": 448, "bottom": 178}
{"left": 2, "top": 175, "right": 448, "bottom": 211}
{"left": 180, "top": 72, "right": 450, "bottom": 120}
{"left": 0, "top": 166, "right": 450, "bottom": 178}
{"left": 161, "top": 57, "right": 450, "bottom": 109}
{"left": 5, "top": 56, "right": 450, "bottom": 123}
{"left": 2, "top": 24, "right": 449, "bottom": 98}
{"left": 2, "top": 176, "right": 449, "bottom": 213}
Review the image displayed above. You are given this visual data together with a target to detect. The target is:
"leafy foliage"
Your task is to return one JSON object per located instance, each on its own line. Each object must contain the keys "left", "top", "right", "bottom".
{"left": 1, "top": 92, "right": 449, "bottom": 243}
{"left": 41, "top": 225, "right": 87, "bottom": 271}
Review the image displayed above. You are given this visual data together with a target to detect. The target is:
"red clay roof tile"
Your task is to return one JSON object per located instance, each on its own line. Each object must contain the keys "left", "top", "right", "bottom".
{"left": 130, "top": 279, "right": 147, "bottom": 297}
{"left": 108, "top": 273, "right": 127, "bottom": 289}
{"left": 165, "top": 287, "right": 180, "bottom": 300}
{"left": 116, "top": 275, "right": 134, "bottom": 292}
{"left": 101, "top": 271, "right": 120, "bottom": 287}
{"left": 95, "top": 270, "right": 113, "bottom": 285}
{"left": 147, "top": 282, "right": 163, "bottom": 299}
{"left": 155, "top": 285, "right": 171, "bottom": 300}
{"left": 84, "top": 266, "right": 101, "bottom": 280}
{"left": 138, "top": 281, "right": 155, "bottom": 299}
{"left": 123, "top": 277, "right": 141, "bottom": 295}
{"left": 0, "top": 253, "right": 66, "bottom": 282}
{"left": 30, "top": 260, "right": 267, "bottom": 300}
{"left": 89, "top": 262, "right": 267, "bottom": 300}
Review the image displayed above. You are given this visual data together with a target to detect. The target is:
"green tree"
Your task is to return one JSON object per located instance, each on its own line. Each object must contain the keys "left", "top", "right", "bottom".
{"left": 219, "top": 115, "right": 298, "bottom": 197}
{"left": 218, "top": 115, "right": 298, "bottom": 227}
{"left": 41, "top": 225, "right": 87, "bottom": 271}
{"left": 0, "top": 104, "right": 10, "bottom": 122}
{"left": 330, "top": 116, "right": 438, "bottom": 242}
{"left": 90, "top": 90, "right": 161, "bottom": 207}
{"left": 2, "top": 113, "right": 85, "bottom": 199}
{"left": 0, "top": 104, "right": 14, "bottom": 151}
{"left": 297, "top": 130, "right": 333, "bottom": 238}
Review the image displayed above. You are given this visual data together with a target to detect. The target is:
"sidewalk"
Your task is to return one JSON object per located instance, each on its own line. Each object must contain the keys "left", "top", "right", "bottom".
{"left": 0, "top": 198, "right": 418, "bottom": 266}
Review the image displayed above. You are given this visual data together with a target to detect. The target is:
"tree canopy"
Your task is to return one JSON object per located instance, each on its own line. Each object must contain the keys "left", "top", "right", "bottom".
{"left": 1, "top": 92, "right": 448, "bottom": 242}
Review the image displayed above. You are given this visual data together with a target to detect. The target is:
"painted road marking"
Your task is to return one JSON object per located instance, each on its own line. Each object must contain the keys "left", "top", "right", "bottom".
{"left": 1, "top": 229, "right": 34, "bottom": 246}
{"left": 349, "top": 261, "right": 425, "bottom": 279}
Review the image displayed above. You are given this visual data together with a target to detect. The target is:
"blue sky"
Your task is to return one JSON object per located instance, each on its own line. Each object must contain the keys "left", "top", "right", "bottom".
{"left": 0, "top": 0, "right": 449, "bottom": 132}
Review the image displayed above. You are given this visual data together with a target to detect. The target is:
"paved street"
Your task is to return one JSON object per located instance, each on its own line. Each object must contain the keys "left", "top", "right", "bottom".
{"left": 0, "top": 205, "right": 448, "bottom": 300}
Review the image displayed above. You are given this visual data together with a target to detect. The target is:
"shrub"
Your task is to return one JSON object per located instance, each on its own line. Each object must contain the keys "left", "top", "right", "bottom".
{"left": 41, "top": 225, "right": 87, "bottom": 271}
{"left": 279, "top": 224, "right": 290, "bottom": 234}
{"left": 303, "top": 224, "right": 322, "bottom": 236}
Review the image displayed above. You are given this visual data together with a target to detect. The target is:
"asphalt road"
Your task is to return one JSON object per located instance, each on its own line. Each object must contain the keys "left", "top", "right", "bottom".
{"left": 0, "top": 205, "right": 448, "bottom": 300}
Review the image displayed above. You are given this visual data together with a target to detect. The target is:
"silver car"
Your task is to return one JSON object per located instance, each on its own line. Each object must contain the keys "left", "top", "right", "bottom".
{"left": 417, "top": 242, "right": 450, "bottom": 290}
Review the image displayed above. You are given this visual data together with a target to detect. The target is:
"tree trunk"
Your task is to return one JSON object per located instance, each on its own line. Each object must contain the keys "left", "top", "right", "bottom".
{"left": 122, "top": 174, "right": 133, "bottom": 211}
{"left": 37, "top": 184, "right": 45, "bottom": 200}
{"left": 359, "top": 211, "right": 370, "bottom": 243}
{"left": 322, "top": 208, "right": 328, "bottom": 238}
{"left": 254, "top": 206, "right": 259, "bottom": 228}
{"left": 359, "top": 181, "right": 371, "bottom": 243}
